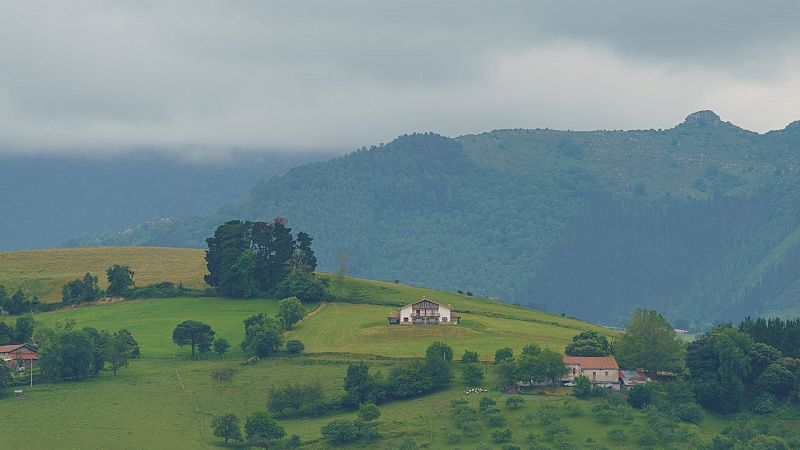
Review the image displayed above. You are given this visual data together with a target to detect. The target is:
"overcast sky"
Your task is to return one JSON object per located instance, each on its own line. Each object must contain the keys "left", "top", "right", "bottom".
{"left": 1, "top": 1, "right": 799, "bottom": 157}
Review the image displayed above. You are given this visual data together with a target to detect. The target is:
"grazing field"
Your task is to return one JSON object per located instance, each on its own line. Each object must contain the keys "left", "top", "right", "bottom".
{"left": 0, "top": 296, "right": 304, "bottom": 357}
{"left": 0, "top": 247, "right": 207, "bottom": 301}
{"left": 0, "top": 356, "right": 733, "bottom": 450}
{"left": 290, "top": 303, "right": 585, "bottom": 358}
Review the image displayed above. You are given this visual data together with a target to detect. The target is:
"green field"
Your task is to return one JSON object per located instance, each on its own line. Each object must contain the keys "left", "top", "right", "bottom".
{"left": 2, "top": 296, "right": 299, "bottom": 357}
{"left": 0, "top": 356, "right": 736, "bottom": 450}
{"left": 291, "top": 303, "right": 586, "bottom": 358}
{"left": 1, "top": 247, "right": 791, "bottom": 449}
{"left": 0, "top": 246, "right": 207, "bottom": 301}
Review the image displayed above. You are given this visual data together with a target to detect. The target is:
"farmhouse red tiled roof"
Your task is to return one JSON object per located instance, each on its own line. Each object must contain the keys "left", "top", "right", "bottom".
{"left": 0, "top": 344, "right": 26, "bottom": 353}
{"left": 563, "top": 356, "right": 619, "bottom": 369}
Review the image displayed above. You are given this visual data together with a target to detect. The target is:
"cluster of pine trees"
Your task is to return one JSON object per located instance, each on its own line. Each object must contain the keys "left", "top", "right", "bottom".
{"left": 204, "top": 218, "right": 323, "bottom": 300}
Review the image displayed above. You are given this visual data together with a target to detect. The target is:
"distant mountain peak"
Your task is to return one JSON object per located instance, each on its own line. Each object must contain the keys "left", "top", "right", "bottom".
{"left": 682, "top": 110, "right": 723, "bottom": 126}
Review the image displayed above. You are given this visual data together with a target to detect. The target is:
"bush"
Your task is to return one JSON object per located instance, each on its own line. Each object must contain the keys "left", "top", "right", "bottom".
{"left": 484, "top": 411, "right": 507, "bottom": 428}
{"left": 751, "top": 392, "right": 776, "bottom": 415}
{"left": 677, "top": 402, "right": 703, "bottom": 424}
{"left": 590, "top": 385, "right": 608, "bottom": 397}
{"left": 285, "top": 434, "right": 301, "bottom": 448}
{"left": 479, "top": 396, "right": 497, "bottom": 410}
{"left": 627, "top": 382, "right": 664, "bottom": 409}
{"left": 446, "top": 431, "right": 462, "bottom": 443}
{"left": 607, "top": 429, "right": 627, "bottom": 443}
{"left": 491, "top": 428, "right": 513, "bottom": 443}
{"left": 462, "top": 363, "right": 484, "bottom": 386}
{"left": 495, "top": 347, "right": 513, "bottom": 363}
{"left": 562, "top": 398, "right": 582, "bottom": 417}
{"left": 286, "top": 340, "right": 305, "bottom": 354}
{"left": 462, "top": 349, "right": 480, "bottom": 364}
{"left": 320, "top": 419, "right": 363, "bottom": 445}
{"left": 357, "top": 403, "right": 381, "bottom": 422}
{"left": 213, "top": 338, "right": 231, "bottom": 356}
{"left": 573, "top": 375, "right": 591, "bottom": 397}
{"left": 506, "top": 395, "right": 525, "bottom": 409}
{"left": 500, "top": 445, "right": 520, "bottom": 450}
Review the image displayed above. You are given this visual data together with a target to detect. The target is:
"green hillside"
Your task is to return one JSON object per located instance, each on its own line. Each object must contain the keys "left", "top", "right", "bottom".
{"left": 1, "top": 247, "right": 797, "bottom": 449}
{"left": 80, "top": 112, "right": 800, "bottom": 328}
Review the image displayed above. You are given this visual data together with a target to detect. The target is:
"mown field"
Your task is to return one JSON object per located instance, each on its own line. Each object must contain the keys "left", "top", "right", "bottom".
{"left": 0, "top": 246, "right": 207, "bottom": 301}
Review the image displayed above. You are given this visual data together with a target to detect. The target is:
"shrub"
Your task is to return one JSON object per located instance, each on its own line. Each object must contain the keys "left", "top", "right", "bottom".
{"left": 244, "top": 412, "right": 285, "bottom": 447}
{"left": 462, "top": 349, "right": 480, "bottom": 364}
{"left": 357, "top": 403, "right": 381, "bottom": 422}
{"left": 590, "top": 385, "right": 608, "bottom": 397}
{"left": 495, "top": 347, "right": 514, "bottom": 363}
{"left": 484, "top": 411, "right": 507, "bottom": 428}
{"left": 491, "top": 428, "right": 513, "bottom": 443}
{"left": 573, "top": 375, "right": 591, "bottom": 397}
{"left": 506, "top": 395, "right": 525, "bottom": 409}
{"left": 286, "top": 340, "right": 305, "bottom": 354}
{"left": 751, "top": 392, "right": 776, "bottom": 415}
{"left": 500, "top": 445, "right": 520, "bottom": 450}
{"left": 285, "top": 434, "right": 301, "bottom": 448}
{"left": 462, "top": 363, "right": 484, "bottom": 386}
{"left": 627, "top": 382, "right": 664, "bottom": 409}
{"left": 320, "top": 418, "right": 362, "bottom": 445}
{"left": 562, "top": 398, "right": 582, "bottom": 417}
{"left": 446, "top": 431, "right": 462, "bottom": 443}
{"left": 213, "top": 338, "right": 231, "bottom": 356}
{"left": 479, "top": 396, "right": 497, "bottom": 410}
{"left": 677, "top": 402, "right": 703, "bottom": 424}
{"left": 607, "top": 429, "right": 627, "bottom": 443}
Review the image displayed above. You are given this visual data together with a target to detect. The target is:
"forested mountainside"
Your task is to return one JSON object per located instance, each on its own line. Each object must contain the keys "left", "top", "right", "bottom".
{"left": 81, "top": 111, "right": 800, "bottom": 328}
{"left": 0, "top": 152, "right": 321, "bottom": 251}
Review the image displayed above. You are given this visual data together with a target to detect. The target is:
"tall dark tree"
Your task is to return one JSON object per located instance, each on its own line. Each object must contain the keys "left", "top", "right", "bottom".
{"left": 62, "top": 273, "right": 100, "bottom": 305}
{"left": 686, "top": 325, "right": 753, "bottom": 413}
{"left": 172, "top": 320, "right": 215, "bottom": 359}
{"left": 565, "top": 331, "right": 612, "bottom": 356}
{"left": 270, "top": 218, "right": 296, "bottom": 283}
{"left": 0, "top": 322, "right": 13, "bottom": 345}
{"left": 295, "top": 231, "right": 317, "bottom": 272}
{"left": 204, "top": 219, "right": 318, "bottom": 298}
{"left": 12, "top": 316, "right": 34, "bottom": 343}
{"left": 106, "top": 265, "right": 134, "bottom": 295}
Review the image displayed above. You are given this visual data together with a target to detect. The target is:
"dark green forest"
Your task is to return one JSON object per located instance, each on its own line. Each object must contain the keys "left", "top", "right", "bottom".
{"left": 79, "top": 111, "right": 800, "bottom": 328}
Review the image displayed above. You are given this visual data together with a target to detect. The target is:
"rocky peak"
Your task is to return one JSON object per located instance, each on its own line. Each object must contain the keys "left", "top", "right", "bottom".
{"left": 682, "top": 110, "right": 723, "bottom": 127}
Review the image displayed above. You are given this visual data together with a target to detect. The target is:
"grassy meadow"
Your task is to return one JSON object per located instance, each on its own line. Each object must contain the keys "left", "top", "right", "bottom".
{"left": 0, "top": 356, "right": 734, "bottom": 450}
{"left": 3, "top": 246, "right": 747, "bottom": 449}
{"left": 0, "top": 246, "right": 207, "bottom": 301}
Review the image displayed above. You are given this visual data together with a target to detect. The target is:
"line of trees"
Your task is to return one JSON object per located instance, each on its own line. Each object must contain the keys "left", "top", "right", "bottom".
{"left": 37, "top": 319, "right": 139, "bottom": 380}
{"left": 0, "top": 315, "right": 34, "bottom": 345}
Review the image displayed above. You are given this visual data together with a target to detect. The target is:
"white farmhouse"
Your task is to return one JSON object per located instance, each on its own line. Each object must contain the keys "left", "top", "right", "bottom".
{"left": 387, "top": 297, "right": 460, "bottom": 325}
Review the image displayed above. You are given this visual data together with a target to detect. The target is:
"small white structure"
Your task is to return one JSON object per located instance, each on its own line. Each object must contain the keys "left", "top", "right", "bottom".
{"left": 388, "top": 297, "right": 460, "bottom": 325}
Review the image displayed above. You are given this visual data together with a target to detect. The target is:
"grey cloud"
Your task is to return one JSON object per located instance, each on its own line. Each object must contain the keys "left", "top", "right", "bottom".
{"left": 0, "top": 1, "right": 799, "bottom": 156}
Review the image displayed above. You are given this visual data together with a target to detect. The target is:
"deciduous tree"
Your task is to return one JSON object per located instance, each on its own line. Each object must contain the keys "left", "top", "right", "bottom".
{"left": 617, "top": 309, "right": 684, "bottom": 372}
{"left": 212, "top": 414, "right": 242, "bottom": 443}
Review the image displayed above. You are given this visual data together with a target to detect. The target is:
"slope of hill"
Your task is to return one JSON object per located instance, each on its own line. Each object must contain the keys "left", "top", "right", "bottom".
{"left": 2, "top": 247, "right": 797, "bottom": 449}
{"left": 80, "top": 112, "right": 800, "bottom": 328}
{"left": 0, "top": 152, "right": 321, "bottom": 251}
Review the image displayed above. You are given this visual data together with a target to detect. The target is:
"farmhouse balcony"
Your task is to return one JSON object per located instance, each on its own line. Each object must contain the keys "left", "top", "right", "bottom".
{"left": 411, "top": 312, "right": 440, "bottom": 317}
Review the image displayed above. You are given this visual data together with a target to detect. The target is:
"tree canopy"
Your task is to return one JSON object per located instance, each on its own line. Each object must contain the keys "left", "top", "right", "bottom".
{"left": 172, "top": 320, "right": 215, "bottom": 359}
{"left": 616, "top": 309, "right": 684, "bottom": 372}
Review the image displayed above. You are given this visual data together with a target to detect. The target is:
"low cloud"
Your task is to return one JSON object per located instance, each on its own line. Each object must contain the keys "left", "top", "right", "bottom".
{"left": 1, "top": 1, "right": 799, "bottom": 157}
